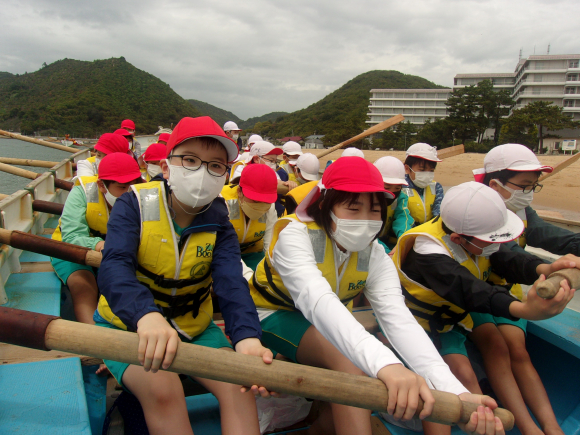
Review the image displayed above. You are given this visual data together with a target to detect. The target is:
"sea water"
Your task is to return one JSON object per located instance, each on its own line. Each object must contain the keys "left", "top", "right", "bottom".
{"left": 0, "top": 138, "right": 78, "bottom": 195}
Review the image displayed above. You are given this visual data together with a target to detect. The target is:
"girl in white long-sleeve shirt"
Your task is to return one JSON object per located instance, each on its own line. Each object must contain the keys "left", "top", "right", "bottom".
{"left": 249, "top": 156, "right": 504, "bottom": 435}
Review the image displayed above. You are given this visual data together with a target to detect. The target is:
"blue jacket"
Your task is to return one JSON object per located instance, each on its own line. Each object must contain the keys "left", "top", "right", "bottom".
{"left": 98, "top": 178, "right": 262, "bottom": 346}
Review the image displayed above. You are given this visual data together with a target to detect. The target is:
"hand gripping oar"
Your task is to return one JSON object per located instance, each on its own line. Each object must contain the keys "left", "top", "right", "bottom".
{"left": 0, "top": 162, "right": 74, "bottom": 191}
{"left": 0, "top": 306, "right": 514, "bottom": 429}
{"left": 316, "top": 115, "right": 405, "bottom": 160}
{"left": 0, "top": 129, "right": 80, "bottom": 153}
{"left": 536, "top": 268, "right": 580, "bottom": 299}
{"left": 0, "top": 228, "right": 101, "bottom": 267}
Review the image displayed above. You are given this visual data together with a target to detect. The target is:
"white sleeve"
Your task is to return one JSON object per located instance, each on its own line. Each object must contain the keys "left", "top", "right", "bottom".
{"left": 271, "top": 221, "right": 403, "bottom": 377}
{"left": 262, "top": 204, "right": 277, "bottom": 254}
{"left": 76, "top": 160, "right": 95, "bottom": 178}
{"left": 413, "top": 236, "right": 451, "bottom": 257}
{"left": 232, "top": 165, "right": 244, "bottom": 180}
{"left": 365, "top": 243, "right": 469, "bottom": 395}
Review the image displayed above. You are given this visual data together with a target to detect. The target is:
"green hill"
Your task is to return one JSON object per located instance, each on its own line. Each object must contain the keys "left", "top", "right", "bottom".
{"left": 239, "top": 112, "right": 288, "bottom": 130}
{"left": 250, "top": 70, "right": 446, "bottom": 145}
{"left": 0, "top": 57, "right": 201, "bottom": 136}
{"left": 187, "top": 99, "right": 241, "bottom": 128}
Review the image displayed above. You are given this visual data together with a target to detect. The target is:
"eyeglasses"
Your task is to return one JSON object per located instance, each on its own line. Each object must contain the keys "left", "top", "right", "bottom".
{"left": 506, "top": 181, "right": 543, "bottom": 194}
{"left": 168, "top": 154, "right": 229, "bottom": 177}
{"left": 260, "top": 156, "right": 278, "bottom": 165}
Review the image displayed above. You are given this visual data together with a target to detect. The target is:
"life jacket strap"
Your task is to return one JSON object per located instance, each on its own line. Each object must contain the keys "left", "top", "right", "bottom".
{"left": 147, "top": 284, "right": 212, "bottom": 319}
{"left": 137, "top": 265, "right": 211, "bottom": 289}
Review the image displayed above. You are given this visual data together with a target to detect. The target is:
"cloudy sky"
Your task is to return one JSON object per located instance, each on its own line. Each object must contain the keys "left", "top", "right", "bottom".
{"left": 1, "top": 0, "right": 578, "bottom": 119}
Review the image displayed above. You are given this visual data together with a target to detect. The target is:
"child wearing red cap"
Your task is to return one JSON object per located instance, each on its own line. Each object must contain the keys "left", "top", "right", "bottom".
{"left": 51, "top": 153, "right": 143, "bottom": 324}
{"left": 95, "top": 116, "right": 273, "bottom": 435}
{"left": 157, "top": 132, "right": 171, "bottom": 145}
{"left": 120, "top": 119, "right": 142, "bottom": 157}
{"left": 468, "top": 144, "right": 579, "bottom": 435}
{"left": 221, "top": 164, "right": 279, "bottom": 273}
{"left": 76, "top": 133, "right": 131, "bottom": 178}
{"left": 403, "top": 143, "right": 444, "bottom": 226}
{"left": 249, "top": 157, "right": 501, "bottom": 435}
{"left": 392, "top": 181, "right": 578, "bottom": 435}
{"left": 141, "top": 143, "right": 167, "bottom": 181}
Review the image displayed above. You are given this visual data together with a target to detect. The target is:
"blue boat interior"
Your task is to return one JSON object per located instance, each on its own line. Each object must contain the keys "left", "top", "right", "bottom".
{"left": 1, "top": 216, "right": 579, "bottom": 434}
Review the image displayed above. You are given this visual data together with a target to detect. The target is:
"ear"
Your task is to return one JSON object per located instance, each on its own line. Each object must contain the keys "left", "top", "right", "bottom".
{"left": 96, "top": 179, "right": 107, "bottom": 195}
{"left": 237, "top": 188, "right": 244, "bottom": 202}
{"left": 160, "top": 160, "right": 170, "bottom": 180}
{"left": 252, "top": 156, "right": 260, "bottom": 164}
{"left": 449, "top": 233, "right": 463, "bottom": 245}
{"left": 488, "top": 179, "right": 500, "bottom": 192}
{"left": 404, "top": 164, "right": 411, "bottom": 175}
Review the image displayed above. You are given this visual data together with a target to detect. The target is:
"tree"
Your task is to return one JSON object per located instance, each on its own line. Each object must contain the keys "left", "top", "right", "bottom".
{"left": 477, "top": 80, "right": 514, "bottom": 145}
{"left": 446, "top": 85, "right": 484, "bottom": 144}
{"left": 416, "top": 118, "right": 454, "bottom": 148}
{"left": 500, "top": 102, "right": 580, "bottom": 152}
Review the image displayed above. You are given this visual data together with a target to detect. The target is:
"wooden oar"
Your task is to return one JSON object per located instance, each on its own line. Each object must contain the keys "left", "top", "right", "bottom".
{"left": 0, "top": 162, "right": 73, "bottom": 191}
{"left": 438, "top": 144, "right": 465, "bottom": 160}
{"left": 0, "top": 129, "right": 80, "bottom": 153}
{"left": 0, "top": 228, "right": 100, "bottom": 267}
{"left": 539, "top": 152, "right": 580, "bottom": 182}
{"left": 0, "top": 194, "right": 64, "bottom": 215}
{"left": 0, "top": 157, "right": 76, "bottom": 170}
{"left": 0, "top": 306, "right": 514, "bottom": 429}
{"left": 316, "top": 115, "right": 405, "bottom": 160}
{"left": 536, "top": 268, "right": 580, "bottom": 299}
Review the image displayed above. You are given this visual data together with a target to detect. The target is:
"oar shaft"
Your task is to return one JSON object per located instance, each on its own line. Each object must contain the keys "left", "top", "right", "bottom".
{"left": 0, "top": 307, "right": 514, "bottom": 429}
{"left": 0, "top": 228, "right": 101, "bottom": 267}
{"left": 536, "top": 268, "right": 580, "bottom": 299}
{"left": 539, "top": 152, "right": 580, "bottom": 182}
{"left": 0, "top": 162, "right": 73, "bottom": 191}
{"left": 0, "top": 129, "right": 79, "bottom": 153}
{"left": 316, "top": 115, "right": 405, "bottom": 160}
{"left": 32, "top": 200, "right": 64, "bottom": 215}
{"left": 0, "top": 157, "right": 61, "bottom": 169}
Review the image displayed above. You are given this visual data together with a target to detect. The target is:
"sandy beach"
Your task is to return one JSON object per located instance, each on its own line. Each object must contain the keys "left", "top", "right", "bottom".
{"left": 308, "top": 150, "right": 580, "bottom": 221}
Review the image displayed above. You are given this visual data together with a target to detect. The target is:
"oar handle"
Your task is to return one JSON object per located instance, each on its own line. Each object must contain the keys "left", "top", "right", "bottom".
{"left": 32, "top": 200, "right": 64, "bottom": 215}
{"left": 536, "top": 268, "right": 580, "bottom": 299}
{"left": 0, "top": 228, "right": 101, "bottom": 267}
{"left": 0, "top": 307, "right": 514, "bottom": 430}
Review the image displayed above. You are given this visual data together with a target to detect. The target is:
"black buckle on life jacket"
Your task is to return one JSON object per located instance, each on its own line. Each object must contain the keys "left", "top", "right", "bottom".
{"left": 137, "top": 265, "right": 211, "bottom": 289}
{"left": 152, "top": 285, "right": 211, "bottom": 319}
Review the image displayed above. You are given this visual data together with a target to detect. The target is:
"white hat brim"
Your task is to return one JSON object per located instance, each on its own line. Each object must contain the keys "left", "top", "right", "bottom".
{"left": 382, "top": 176, "right": 408, "bottom": 186}
{"left": 507, "top": 164, "right": 553, "bottom": 173}
{"left": 471, "top": 209, "right": 524, "bottom": 243}
{"left": 301, "top": 170, "right": 320, "bottom": 181}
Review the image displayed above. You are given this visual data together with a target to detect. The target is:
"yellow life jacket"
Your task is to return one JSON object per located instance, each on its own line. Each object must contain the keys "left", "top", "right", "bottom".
{"left": 392, "top": 217, "right": 495, "bottom": 334}
{"left": 403, "top": 182, "right": 437, "bottom": 225}
{"left": 97, "top": 181, "right": 215, "bottom": 340}
{"left": 515, "top": 209, "right": 528, "bottom": 248}
{"left": 74, "top": 156, "right": 99, "bottom": 185}
{"left": 250, "top": 214, "right": 371, "bottom": 312}
{"left": 229, "top": 160, "right": 246, "bottom": 182}
{"left": 52, "top": 175, "right": 109, "bottom": 242}
{"left": 278, "top": 162, "right": 297, "bottom": 183}
{"left": 282, "top": 180, "right": 317, "bottom": 216}
{"left": 220, "top": 184, "right": 267, "bottom": 254}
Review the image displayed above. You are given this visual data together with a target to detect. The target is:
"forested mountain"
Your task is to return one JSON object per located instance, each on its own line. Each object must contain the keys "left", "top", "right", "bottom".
{"left": 187, "top": 99, "right": 241, "bottom": 128}
{"left": 239, "top": 112, "right": 288, "bottom": 130}
{"left": 0, "top": 58, "right": 201, "bottom": 136}
{"left": 247, "top": 70, "right": 445, "bottom": 145}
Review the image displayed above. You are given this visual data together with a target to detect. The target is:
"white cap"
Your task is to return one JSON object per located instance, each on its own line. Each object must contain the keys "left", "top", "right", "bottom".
{"left": 441, "top": 182, "right": 524, "bottom": 243}
{"left": 282, "top": 141, "right": 303, "bottom": 156}
{"left": 341, "top": 147, "right": 364, "bottom": 158}
{"left": 296, "top": 153, "right": 321, "bottom": 181}
{"left": 247, "top": 134, "right": 263, "bottom": 146}
{"left": 373, "top": 156, "right": 408, "bottom": 185}
{"left": 223, "top": 121, "right": 241, "bottom": 131}
{"left": 480, "top": 144, "right": 553, "bottom": 174}
{"left": 246, "top": 141, "right": 283, "bottom": 163}
{"left": 406, "top": 143, "right": 442, "bottom": 162}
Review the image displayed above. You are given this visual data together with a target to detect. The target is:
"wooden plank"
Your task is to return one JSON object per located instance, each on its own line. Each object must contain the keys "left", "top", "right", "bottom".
{"left": 42, "top": 227, "right": 56, "bottom": 235}
{"left": 16, "top": 261, "right": 54, "bottom": 273}
{"left": 0, "top": 342, "right": 102, "bottom": 366}
{"left": 535, "top": 212, "right": 580, "bottom": 229}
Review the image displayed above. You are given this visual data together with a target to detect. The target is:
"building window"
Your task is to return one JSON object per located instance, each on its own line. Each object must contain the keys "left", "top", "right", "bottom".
{"left": 564, "top": 100, "right": 574, "bottom": 107}
{"left": 569, "top": 60, "right": 579, "bottom": 68}
{"left": 534, "top": 74, "right": 543, "bottom": 82}
{"left": 565, "top": 87, "right": 576, "bottom": 94}
{"left": 568, "top": 74, "right": 579, "bottom": 81}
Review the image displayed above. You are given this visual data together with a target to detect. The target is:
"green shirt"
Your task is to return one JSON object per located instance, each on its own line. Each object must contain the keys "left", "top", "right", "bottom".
{"left": 60, "top": 185, "right": 104, "bottom": 250}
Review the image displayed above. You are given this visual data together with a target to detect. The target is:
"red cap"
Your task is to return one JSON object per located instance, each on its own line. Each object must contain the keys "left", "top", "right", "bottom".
{"left": 322, "top": 157, "right": 394, "bottom": 198}
{"left": 143, "top": 143, "right": 167, "bottom": 162}
{"left": 94, "top": 133, "right": 132, "bottom": 155}
{"left": 166, "top": 116, "right": 238, "bottom": 162}
{"left": 239, "top": 164, "right": 278, "bottom": 203}
{"left": 121, "top": 119, "right": 135, "bottom": 130}
{"left": 98, "top": 153, "right": 143, "bottom": 183}
{"left": 158, "top": 133, "right": 170, "bottom": 144}
{"left": 114, "top": 128, "right": 132, "bottom": 138}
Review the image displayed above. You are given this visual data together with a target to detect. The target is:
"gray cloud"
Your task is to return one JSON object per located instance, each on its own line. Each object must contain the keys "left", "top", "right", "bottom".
{"left": 1, "top": 0, "right": 578, "bottom": 119}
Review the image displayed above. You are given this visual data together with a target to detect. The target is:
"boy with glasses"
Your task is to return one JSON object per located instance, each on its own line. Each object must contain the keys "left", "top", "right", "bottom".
{"left": 95, "top": 116, "right": 274, "bottom": 435}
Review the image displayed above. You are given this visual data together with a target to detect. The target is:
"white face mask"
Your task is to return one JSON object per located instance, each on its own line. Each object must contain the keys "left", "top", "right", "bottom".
{"left": 167, "top": 161, "right": 226, "bottom": 209}
{"left": 259, "top": 157, "right": 277, "bottom": 171}
{"left": 494, "top": 180, "right": 533, "bottom": 212}
{"left": 231, "top": 133, "right": 239, "bottom": 140}
{"left": 104, "top": 186, "right": 118, "bottom": 207}
{"left": 330, "top": 211, "right": 383, "bottom": 252}
{"left": 147, "top": 164, "right": 162, "bottom": 179}
{"left": 411, "top": 170, "right": 434, "bottom": 188}
{"left": 463, "top": 238, "right": 501, "bottom": 257}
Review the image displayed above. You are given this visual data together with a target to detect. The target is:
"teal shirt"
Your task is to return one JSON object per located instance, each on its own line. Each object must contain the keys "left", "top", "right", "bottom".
{"left": 60, "top": 185, "right": 105, "bottom": 250}
{"left": 379, "top": 191, "right": 414, "bottom": 253}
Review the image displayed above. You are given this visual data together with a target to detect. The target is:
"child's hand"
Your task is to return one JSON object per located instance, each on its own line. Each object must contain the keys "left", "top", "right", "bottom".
{"left": 537, "top": 254, "right": 579, "bottom": 277}
{"left": 510, "top": 274, "right": 574, "bottom": 320}
{"left": 95, "top": 241, "right": 105, "bottom": 252}
{"left": 235, "top": 338, "right": 278, "bottom": 398}
{"left": 136, "top": 312, "right": 179, "bottom": 373}
{"left": 458, "top": 403, "right": 505, "bottom": 435}
{"left": 377, "top": 363, "right": 434, "bottom": 421}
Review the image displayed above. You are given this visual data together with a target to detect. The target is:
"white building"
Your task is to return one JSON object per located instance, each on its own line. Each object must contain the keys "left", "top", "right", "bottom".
{"left": 366, "top": 89, "right": 451, "bottom": 127}
{"left": 305, "top": 135, "right": 325, "bottom": 149}
{"left": 453, "top": 73, "right": 516, "bottom": 92}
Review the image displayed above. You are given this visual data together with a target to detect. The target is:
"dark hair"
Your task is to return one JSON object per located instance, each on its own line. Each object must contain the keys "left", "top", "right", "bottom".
{"left": 404, "top": 156, "right": 437, "bottom": 170}
{"left": 482, "top": 169, "right": 542, "bottom": 187}
{"left": 305, "top": 189, "right": 390, "bottom": 243}
{"left": 441, "top": 219, "right": 473, "bottom": 242}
